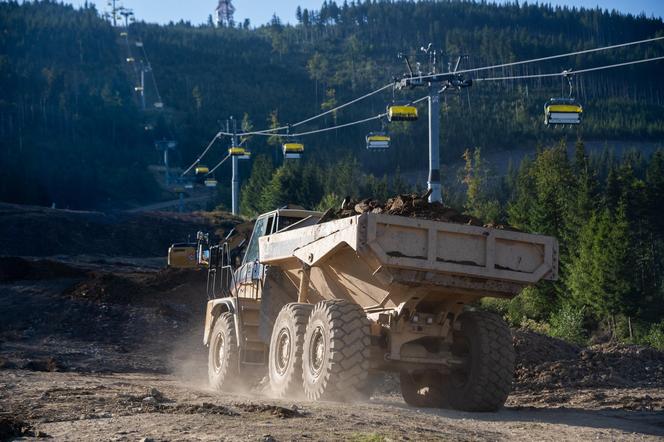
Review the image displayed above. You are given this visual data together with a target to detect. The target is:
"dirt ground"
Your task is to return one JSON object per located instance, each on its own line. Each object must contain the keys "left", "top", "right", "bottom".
{"left": 1, "top": 258, "right": 662, "bottom": 441}
{"left": 2, "top": 370, "right": 663, "bottom": 442}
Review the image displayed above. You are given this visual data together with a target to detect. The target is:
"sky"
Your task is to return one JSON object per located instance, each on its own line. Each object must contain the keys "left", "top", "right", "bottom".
{"left": 67, "top": 1, "right": 664, "bottom": 26}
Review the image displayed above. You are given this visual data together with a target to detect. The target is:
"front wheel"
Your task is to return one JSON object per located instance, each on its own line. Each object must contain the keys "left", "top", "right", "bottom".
{"left": 208, "top": 312, "right": 242, "bottom": 392}
{"left": 302, "top": 300, "right": 370, "bottom": 402}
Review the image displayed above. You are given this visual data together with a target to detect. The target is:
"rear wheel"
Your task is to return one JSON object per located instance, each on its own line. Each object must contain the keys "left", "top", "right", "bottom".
{"left": 399, "top": 370, "right": 444, "bottom": 408}
{"left": 443, "top": 311, "right": 515, "bottom": 411}
{"left": 208, "top": 312, "right": 242, "bottom": 392}
{"left": 302, "top": 300, "right": 370, "bottom": 402}
{"left": 268, "top": 303, "right": 313, "bottom": 398}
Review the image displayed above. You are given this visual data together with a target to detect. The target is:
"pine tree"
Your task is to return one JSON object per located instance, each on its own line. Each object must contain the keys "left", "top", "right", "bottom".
{"left": 567, "top": 205, "right": 635, "bottom": 323}
{"left": 260, "top": 162, "right": 300, "bottom": 210}
{"left": 566, "top": 140, "right": 598, "bottom": 246}
{"left": 462, "top": 147, "right": 501, "bottom": 222}
{"left": 240, "top": 155, "right": 274, "bottom": 216}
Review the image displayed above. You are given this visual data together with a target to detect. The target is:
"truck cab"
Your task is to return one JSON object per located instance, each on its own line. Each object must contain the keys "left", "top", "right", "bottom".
{"left": 233, "top": 208, "right": 322, "bottom": 296}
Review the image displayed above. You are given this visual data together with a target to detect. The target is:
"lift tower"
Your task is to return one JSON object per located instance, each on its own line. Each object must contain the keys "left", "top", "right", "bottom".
{"left": 395, "top": 46, "right": 471, "bottom": 203}
{"left": 227, "top": 117, "right": 240, "bottom": 216}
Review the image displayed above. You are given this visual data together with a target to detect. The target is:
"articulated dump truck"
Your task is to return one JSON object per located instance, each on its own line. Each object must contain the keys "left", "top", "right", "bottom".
{"left": 200, "top": 207, "right": 558, "bottom": 411}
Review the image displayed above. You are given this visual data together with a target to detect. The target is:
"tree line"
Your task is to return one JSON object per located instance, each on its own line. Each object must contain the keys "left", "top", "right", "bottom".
{"left": 1, "top": 0, "right": 663, "bottom": 209}
{"left": 468, "top": 140, "right": 664, "bottom": 348}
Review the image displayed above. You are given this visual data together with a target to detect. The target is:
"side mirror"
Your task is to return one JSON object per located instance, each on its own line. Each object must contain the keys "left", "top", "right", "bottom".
{"left": 197, "top": 245, "right": 210, "bottom": 266}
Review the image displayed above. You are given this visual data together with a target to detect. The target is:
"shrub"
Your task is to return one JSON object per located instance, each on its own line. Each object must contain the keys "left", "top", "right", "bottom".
{"left": 520, "top": 318, "right": 551, "bottom": 334}
{"left": 644, "top": 321, "right": 664, "bottom": 350}
{"left": 548, "top": 303, "right": 587, "bottom": 345}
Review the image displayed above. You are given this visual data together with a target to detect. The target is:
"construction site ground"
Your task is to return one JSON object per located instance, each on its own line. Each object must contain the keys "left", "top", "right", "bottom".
{"left": 1, "top": 205, "right": 663, "bottom": 441}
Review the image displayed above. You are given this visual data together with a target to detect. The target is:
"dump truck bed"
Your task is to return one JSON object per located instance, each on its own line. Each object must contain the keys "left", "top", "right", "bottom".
{"left": 259, "top": 213, "right": 558, "bottom": 306}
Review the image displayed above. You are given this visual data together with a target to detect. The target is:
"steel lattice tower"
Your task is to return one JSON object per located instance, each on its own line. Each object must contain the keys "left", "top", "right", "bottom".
{"left": 215, "top": 0, "right": 235, "bottom": 27}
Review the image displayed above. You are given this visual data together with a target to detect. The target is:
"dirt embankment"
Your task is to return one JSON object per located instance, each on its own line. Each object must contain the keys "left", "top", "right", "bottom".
{"left": 0, "top": 203, "right": 239, "bottom": 257}
{"left": 513, "top": 329, "right": 664, "bottom": 391}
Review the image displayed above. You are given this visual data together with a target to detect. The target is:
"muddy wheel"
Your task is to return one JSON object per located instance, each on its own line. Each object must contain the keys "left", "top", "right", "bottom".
{"left": 444, "top": 311, "right": 515, "bottom": 411}
{"left": 302, "top": 300, "right": 370, "bottom": 402}
{"left": 268, "top": 303, "right": 313, "bottom": 398}
{"left": 208, "top": 312, "right": 242, "bottom": 392}
{"left": 399, "top": 370, "right": 445, "bottom": 408}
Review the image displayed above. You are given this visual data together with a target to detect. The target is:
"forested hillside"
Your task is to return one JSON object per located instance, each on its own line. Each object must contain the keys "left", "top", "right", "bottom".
{"left": 1, "top": 0, "right": 663, "bottom": 209}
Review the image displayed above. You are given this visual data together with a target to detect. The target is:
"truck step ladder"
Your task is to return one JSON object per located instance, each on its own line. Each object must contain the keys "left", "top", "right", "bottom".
{"left": 239, "top": 300, "right": 267, "bottom": 365}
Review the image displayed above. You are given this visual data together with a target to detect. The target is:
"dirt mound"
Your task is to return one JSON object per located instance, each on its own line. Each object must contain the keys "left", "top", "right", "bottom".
{"left": 234, "top": 403, "right": 305, "bottom": 419}
{"left": 0, "top": 257, "right": 87, "bottom": 282}
{"left": 333, "top": 192, "right": 515, "bottom": 229}
{"left": 115, "top": 391, "right": 238, "bottom": 416}
{"left": 65, "top": 267, "right": 207, "bottom": 311}
{"left": 0, "top": 203, "right": 238, "bottom": 258}
{"left": 21, "top": 357, "right": 66, "bottom": 372}
{"left": 513, "top": 330, "right": 581, "bottom": 367}
{"left": 0, "top": 416, "right": 48, "bottom": 440}
{"left": 514, "top": 330, "right": 664, "bottom": 391}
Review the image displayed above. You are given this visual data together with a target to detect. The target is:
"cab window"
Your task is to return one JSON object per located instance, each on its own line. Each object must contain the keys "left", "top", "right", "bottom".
{"left": 243, "top": 214, "right": 276, "bottom": 264}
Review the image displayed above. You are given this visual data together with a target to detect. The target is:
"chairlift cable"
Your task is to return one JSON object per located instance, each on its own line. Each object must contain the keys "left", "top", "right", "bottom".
{"left": 239, "top": 83, "right": 394, "bottom": 136}
{"left": 411, "top": 35, "right": 664, "bottom": 83}
{"left": 474, "top": 55, "right": 664, "bottom": 82}
{"left": 207, "top": 153, "right": 231, "bottom": 175}
{"left": 138, "top": 42, "right": 164, "bottom": 105}
{"left": 181, "top": 132, "right": 222, "bottom": 176}
{"left": 287, "top": 113, "right": 388, "bottom": 137}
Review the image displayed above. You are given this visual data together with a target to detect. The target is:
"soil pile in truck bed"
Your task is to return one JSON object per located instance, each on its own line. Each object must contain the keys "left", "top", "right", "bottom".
{"left": 333, "top": 192, "right": 515, "bottom": 229}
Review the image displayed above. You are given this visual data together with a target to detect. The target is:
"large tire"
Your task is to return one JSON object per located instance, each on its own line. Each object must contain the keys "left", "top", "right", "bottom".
{"left": 444, "top": 311, "right": 515, "bottom": 411}
{"left": 399, "top": 370, "right": 445, "bottom": 408}
{"left": 268, "top": 303, "right": 313, "bottom": 398}
{"left": 208, "top": 312, "right": 242, "bottom": 392}
{"left": 302, "top": 300, "right": 370, "bottom": 402}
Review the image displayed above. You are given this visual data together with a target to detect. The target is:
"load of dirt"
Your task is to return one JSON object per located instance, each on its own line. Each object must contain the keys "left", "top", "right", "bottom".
{"left": 513, "top": 330, "right": 664, "bottom": 391}
{"left": 332, "top": 192, "right": 516, "bottom": 229}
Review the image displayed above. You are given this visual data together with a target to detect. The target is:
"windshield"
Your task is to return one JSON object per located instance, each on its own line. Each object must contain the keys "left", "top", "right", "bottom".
{"left": 243, "top": 216, "right": 267, "bottom": 264}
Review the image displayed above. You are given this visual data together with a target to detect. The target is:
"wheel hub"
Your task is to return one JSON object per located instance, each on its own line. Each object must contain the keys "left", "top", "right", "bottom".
{"left": 275, "top": 328, "right": 292, "bottom": 376}
{"left": 213, "top": 332, "right": 225, "bottom": 373}
{"left": 309, "top": 326, "right": 325, "bottom": 378}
